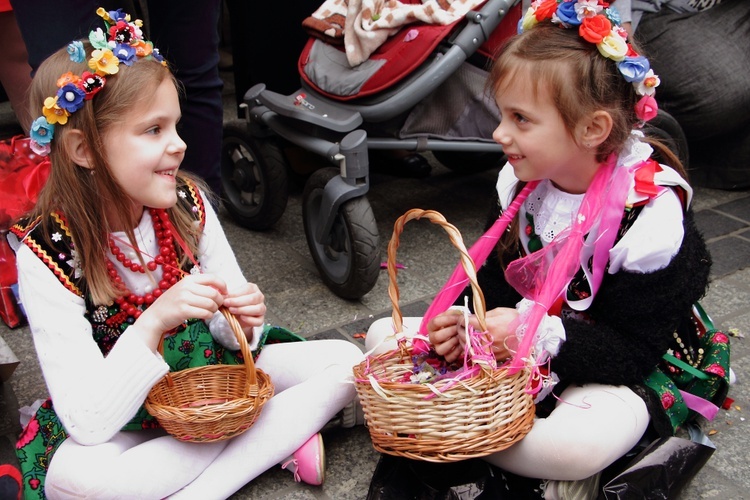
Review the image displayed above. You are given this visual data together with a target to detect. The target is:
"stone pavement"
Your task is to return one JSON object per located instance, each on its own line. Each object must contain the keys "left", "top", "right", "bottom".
{"left": 1, "top": 155, "right": 748, "bottom": 499}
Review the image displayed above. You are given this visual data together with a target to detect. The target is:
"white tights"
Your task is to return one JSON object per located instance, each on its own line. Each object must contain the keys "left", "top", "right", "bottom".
{"left": 45, "top": 339, "right": 363, "bottom": 499}
{"left": 366, "top": 317, "right": 650, "bottom": 481}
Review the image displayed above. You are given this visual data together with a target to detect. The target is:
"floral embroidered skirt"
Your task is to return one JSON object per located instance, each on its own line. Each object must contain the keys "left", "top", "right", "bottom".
{"left": 14, "top": 321, "right": 302, "bottom": 499}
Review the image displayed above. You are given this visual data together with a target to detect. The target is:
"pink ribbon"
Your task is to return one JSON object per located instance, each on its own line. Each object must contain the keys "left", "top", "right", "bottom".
{"left": 680, "top": 390, "right": 719, "bottom": 421}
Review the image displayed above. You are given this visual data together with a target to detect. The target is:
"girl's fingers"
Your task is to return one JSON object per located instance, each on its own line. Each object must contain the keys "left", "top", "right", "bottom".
{"left": 225, "top": 302, "right": 266, "bottom": 320}
{"left": 187, "top": 273, "right": 228, "bottom": 295}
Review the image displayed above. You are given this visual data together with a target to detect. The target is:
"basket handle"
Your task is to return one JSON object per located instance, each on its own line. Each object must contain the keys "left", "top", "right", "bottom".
{"left": 387, "top": 209, "right": 487, "bottom": 334}
{"left": 219, "top": 307, "right": 260, "bottom": 397}
{"left": 155, "top": 308, "right": 259, "bottom": 396}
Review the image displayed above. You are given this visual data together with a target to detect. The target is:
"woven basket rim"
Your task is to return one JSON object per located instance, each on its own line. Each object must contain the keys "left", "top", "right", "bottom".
{"left": 145, "top": 308, "right": 274, "bottom": 442}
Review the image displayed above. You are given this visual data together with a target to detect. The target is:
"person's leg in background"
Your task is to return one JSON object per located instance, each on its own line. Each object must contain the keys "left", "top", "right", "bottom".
{"left": 147, "top": 0, "right": 224, "bottom": 196}
{"left": 0, "top": 6, "right": 33, "bottom": 132}
{"left": 635, "top": 2, "right": 750, "bottom": 189}
{"left": 9, "top": 0, "right": 104, "bottom": 74}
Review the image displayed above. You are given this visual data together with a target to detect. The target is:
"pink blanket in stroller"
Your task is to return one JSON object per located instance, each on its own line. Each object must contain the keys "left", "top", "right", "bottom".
{"left": 303, "top": 0, "right": 484, "bottom": 67}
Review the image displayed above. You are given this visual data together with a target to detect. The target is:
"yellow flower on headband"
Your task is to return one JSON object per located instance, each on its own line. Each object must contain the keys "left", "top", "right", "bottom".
{"left": 89, "top": 48, "right": 120, "bottom": 76}
{"left": 42, "top": 96, "right": 70, "bottom": 125}
{"left": 521, "top": 7, "right": 539, "bottom": 32}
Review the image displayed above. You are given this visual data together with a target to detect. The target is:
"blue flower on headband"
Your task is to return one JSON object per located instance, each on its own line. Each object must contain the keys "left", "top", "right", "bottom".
{"left": 556, "top": 1, "right": 582, "bottom": 26}
{"left": 56, "top": 84, "right": 86, "bottom": 113}
{"left": 604, "top": 7, "right": 621, "bottom": 26}
{"left": 30, "top": 117, "right": 54, "bottom": 145}
{"left": 151, "top": 48, "right": 165, "bottom": 63}
{"left": 114, "top": 43, "right": 137, "bottom": 66}
{"left": 618, "top": 56, "right": 651, "bottom": 83}
{"left": 67, "top": 41, "right": 86, "bottom": 63}
{"left": 107, "top": 9, "right": 129, "bottom": 22}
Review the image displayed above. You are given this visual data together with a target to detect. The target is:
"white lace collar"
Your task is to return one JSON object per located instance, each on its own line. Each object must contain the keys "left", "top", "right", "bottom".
{"left": 523, "top": 181, "right": 583, "bottom": 244}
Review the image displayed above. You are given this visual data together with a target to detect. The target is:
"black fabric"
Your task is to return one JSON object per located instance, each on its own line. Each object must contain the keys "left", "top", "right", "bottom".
{"left": 366, "top": 454, "right": 544, "bottom": 500}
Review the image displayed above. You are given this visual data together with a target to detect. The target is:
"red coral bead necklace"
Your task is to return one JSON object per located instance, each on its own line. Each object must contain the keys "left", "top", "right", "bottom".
{"left": 106, "top": 208, "right": 182, "bottom": 318}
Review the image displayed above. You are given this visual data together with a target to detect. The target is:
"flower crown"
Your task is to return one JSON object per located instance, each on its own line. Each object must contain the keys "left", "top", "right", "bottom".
{"left": 29, "top": 7, "right": 166, "bottom": 156}
{"left": 519, "top": 0, "right": 660, "bottom": 124}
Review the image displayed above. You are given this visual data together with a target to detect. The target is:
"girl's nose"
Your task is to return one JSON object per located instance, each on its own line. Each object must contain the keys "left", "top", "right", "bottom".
{"left": 169, "top": 133, "right": 187, "bottom": 155}
{"left": 492, "top": 121, "right": 511, "bottom": 147}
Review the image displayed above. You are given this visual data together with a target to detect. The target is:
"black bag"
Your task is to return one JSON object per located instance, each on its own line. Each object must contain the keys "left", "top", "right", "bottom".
{"left": 366, "top": 454, "right": 544, "bottom": 500}
{"left": 600, "top": 425, "right": 715, "bottom": 499}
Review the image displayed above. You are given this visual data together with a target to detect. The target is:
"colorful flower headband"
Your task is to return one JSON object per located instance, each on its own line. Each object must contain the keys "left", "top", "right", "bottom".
{"left": 29, "top": 7, "right": 166, "bottom": 156}
{"left": 519, "top": 0, "right": 660, "bottom": 124}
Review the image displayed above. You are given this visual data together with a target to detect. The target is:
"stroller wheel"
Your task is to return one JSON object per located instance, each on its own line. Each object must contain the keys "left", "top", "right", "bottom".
{"left": 303, "top": 168, "right": 380, "bottom": 300}
{"left": 220, "top": 120, "right": 289, "bottom": 230}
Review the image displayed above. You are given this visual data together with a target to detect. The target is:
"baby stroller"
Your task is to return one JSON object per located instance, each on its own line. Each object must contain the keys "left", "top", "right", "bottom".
{"left": 220, "top": 0, "right": 689, "bottom": 300}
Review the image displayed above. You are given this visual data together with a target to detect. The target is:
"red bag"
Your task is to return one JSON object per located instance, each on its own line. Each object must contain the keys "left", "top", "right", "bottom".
{"left": 0, "top": 135, "right": 50, "bottom": 328}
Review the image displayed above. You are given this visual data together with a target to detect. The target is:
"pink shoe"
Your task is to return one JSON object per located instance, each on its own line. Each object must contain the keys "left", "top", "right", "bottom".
{"left": 281, "top": 433, "right": 326, "bottom": 486}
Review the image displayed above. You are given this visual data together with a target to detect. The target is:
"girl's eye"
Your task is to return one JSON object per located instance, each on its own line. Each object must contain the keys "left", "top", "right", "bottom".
{"left": 146, "top": 126, "right": 161, "bottom": 135}
{"left": 514, "top": 113, "right": 528, "bottom": 123}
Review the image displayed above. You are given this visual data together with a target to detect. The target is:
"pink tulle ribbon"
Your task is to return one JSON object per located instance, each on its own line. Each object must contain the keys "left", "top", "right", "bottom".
{"left": 504, "top": 155, "right": 634, "bottom": 374}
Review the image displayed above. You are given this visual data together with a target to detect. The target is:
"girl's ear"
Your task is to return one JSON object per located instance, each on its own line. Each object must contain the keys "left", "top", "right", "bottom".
{"left": 579, "top": 110, "right": 613, "bottom": 149}
{"left": 64, "top": 129, "right": 95, "bottom": 169}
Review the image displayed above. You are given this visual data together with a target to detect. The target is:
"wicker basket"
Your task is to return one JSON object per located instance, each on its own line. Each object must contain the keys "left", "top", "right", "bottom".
{"left": 145, "top": 308, "right": 274, "bottom": 442}
{"left": 353, "top": 209, "right": 535, "bottom": 462}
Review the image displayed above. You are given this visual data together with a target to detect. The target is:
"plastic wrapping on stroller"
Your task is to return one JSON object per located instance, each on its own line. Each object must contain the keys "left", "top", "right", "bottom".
{"left": 220, "top": 0, "right": 689, "bottom": 300}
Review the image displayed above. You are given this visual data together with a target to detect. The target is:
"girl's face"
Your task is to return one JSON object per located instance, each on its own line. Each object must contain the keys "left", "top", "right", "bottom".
{"left": 492, "top": 72, "right": 598, "bottom": 194}
{"left": 103, "top": 78, "right": 186, "bottom": 221}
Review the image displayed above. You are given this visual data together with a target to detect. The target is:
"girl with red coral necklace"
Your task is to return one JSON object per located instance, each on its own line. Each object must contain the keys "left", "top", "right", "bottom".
{"left": 10, "top": 8, "right": 362, "bottom": 499}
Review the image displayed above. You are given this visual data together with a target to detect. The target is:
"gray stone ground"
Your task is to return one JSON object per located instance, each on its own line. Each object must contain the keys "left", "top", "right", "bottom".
{"left": 0, "top": 76, "right": 747, "bottom": 499}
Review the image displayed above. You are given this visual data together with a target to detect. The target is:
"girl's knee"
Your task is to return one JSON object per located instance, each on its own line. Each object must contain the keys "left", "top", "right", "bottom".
{"left": 365, "top": 316, "right": 421, "bottom": 354}
{"left": 337, "top": 338, "right": 365, "bottom": 365}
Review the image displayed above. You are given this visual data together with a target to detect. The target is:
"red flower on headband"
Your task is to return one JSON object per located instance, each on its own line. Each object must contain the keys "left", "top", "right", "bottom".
{"left": 534, "top": 0, "right": 558, "bottom": 21}
{"left": 78, "top": 71, "right": 106, "bottom": 99}
{"left": 579, "top": 14, "right": 612, "bottom": 44}
{"left": 109, "top": 20, "right": 135, "bottom": 44}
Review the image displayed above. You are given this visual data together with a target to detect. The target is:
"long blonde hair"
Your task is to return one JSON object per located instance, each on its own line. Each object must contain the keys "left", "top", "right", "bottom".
{"left": 28, "top": 41, "right": 206, "bottom": 305}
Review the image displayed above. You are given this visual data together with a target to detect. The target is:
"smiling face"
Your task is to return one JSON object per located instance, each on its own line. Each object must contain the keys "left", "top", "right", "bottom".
{"left": 102, "top": 77, "right": 186, "bottom": 220}
{"left": 491, "top": 66, "right": 599, "bottom": 194}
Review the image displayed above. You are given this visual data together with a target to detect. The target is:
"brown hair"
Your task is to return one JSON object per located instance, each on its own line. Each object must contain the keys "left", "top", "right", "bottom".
{"left": 488, "top": 22, "right": 686, "bottom": 266}
{"left": 28, "top": 41, "right": 206, "bottom": 305}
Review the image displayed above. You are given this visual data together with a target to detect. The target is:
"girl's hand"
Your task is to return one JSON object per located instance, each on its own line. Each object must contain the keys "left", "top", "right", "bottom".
{"left": 428, "top": 307, "right": 520, "bottom": 363}
{"left": 480, "top": 307, "right": 519, "bottom": 361}
{"left": 427, "top": 310, "right": 465, "bottom": 364}
{"left": 221, "top": 282, "right": 266, "bottom": 339}
{"left": 136, "top": 273, "right": 227, "bottom": 346}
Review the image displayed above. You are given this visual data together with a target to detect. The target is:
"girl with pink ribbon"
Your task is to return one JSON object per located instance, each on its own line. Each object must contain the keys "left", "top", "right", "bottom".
{"left": 366, "top": 2, "right": 717, "bottom": 496}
